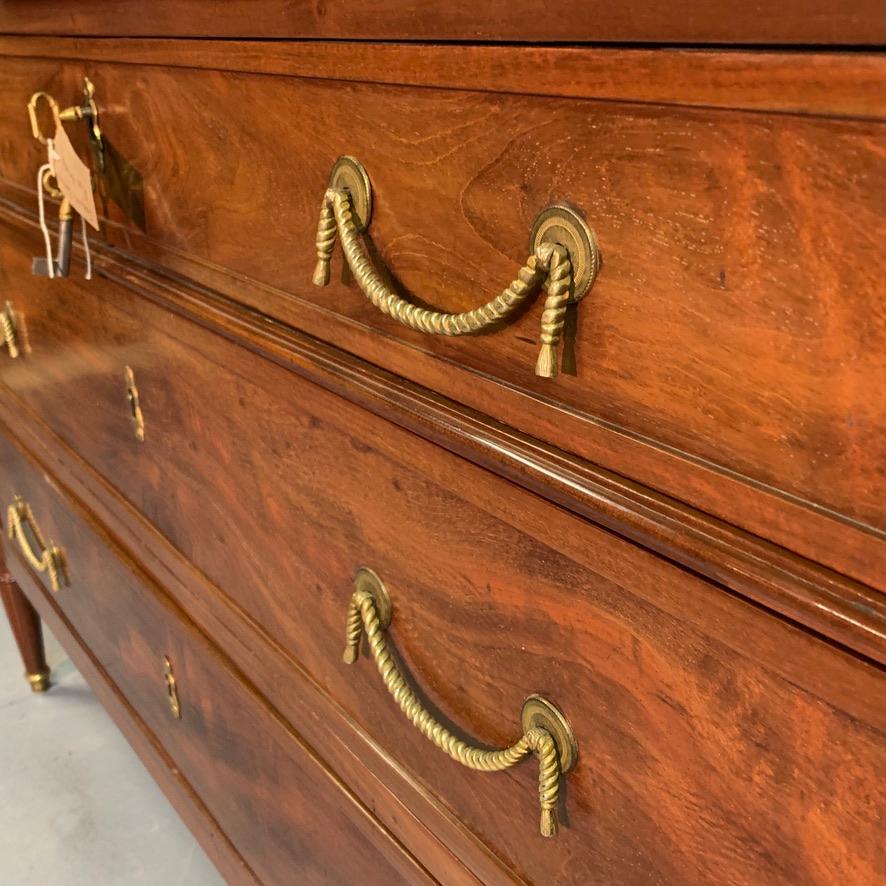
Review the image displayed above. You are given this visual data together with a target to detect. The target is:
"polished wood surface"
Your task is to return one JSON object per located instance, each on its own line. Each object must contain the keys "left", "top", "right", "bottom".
{"left": 0, "top": 431, "right": 432, "bottom": 885}
{"left": 1, "top": 217, "right": 883, "bottom": 657}
{"left": 0, "top": 0, "right": 883, "bottom": 44}
{"left": 0, "top": 50, "right": 882, "bottom": 559}
{"left": 0, "top": 230, "right": 883, "bottom": 882}
{"left": 0, "top": 19, "right": 883, "bottom": 886}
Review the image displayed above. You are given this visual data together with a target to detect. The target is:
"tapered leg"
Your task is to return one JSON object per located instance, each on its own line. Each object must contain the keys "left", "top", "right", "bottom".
{"left": 1, "top": 571, "right": 50, "bottom": 692}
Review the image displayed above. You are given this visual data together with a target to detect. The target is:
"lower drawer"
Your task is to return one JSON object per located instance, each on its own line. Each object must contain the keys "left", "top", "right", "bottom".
{"left": 0, "top": 429, "right": 430, "bottom": 885}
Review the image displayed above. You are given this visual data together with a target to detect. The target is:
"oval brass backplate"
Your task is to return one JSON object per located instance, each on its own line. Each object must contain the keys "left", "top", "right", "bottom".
{"left": 354, "top": 566, "right": 392, "bottom": 629}
{"left": 521, "top": 694, "right": 578, "bottom": 773}
{"left": 529, "top": 205, "right": 600, "bottom": 303}
{"left": 329, "top": 156, "right": 373, "bottom": 232}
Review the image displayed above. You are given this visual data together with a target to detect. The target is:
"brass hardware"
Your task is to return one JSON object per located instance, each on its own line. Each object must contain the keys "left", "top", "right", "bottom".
{"left": 60, "top": 77, "right": 102, "bottom": 150}
{"left": 6, "top": 496, "right": 69, "bottom": 592}
{"left": 27, "top": 92, "right": 62, "bottom": 145}
{"left": 30, "top": 79, "right": 101, "bottom": 150}
{"left": 328, "top": 156, "right": 373, "bottom": 232}
{"left": 343, "top": 567, "right": 577, "bottom": 838}
{"left": 529, "top": 205, "right": 600, "bottom": 305}
{"left": 28, "top": 78, "right": 99, "bottom": 279}
{"left": 521, "top": 695, "right": 579, "bottom": 775}
{"left": 124, "top": 366, "right": 145, "bottom": 443}
{"left": 163, "top": 656, "right": 181, "bottom": 719}
{"left": 1, "top": 302, "right": 20, "bottom": 359}
{"left": 313, "top": 156, "right": 600, "bottom": 378}
{"left": 27, "top": 669, "right": 51, "bottom": 693}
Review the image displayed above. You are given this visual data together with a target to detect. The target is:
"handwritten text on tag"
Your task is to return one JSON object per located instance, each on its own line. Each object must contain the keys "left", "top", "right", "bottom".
{"left": 49, "top": 125, "right": 99, "bottom": 230}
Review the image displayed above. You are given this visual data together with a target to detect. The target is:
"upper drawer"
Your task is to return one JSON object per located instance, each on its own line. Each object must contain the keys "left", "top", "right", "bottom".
{"left": 0, "top": 2, "right": 882, "bottom": 43}
{"left": 1, "top": 47, "right": 884, "bottom": 575}
{"left": 0, "top": 225, "right": 884, "bottom": 882}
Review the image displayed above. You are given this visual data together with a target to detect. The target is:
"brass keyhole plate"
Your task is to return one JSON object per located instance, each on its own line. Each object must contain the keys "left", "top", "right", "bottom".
{"left": 124, "top": 365, "right": 145, "bottom": 443}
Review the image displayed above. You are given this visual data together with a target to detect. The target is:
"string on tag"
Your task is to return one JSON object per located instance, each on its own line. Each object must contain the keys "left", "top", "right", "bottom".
{"left": 36, "top": 157, "right": 55, "bottom": 280}
{"left": 81, "top": 214, "right": 92, "bottom": 280}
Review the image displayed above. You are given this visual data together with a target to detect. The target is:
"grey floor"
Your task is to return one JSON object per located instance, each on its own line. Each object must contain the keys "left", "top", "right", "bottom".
{"left": 0, "top": 618, "right": 223, "bottom": 885}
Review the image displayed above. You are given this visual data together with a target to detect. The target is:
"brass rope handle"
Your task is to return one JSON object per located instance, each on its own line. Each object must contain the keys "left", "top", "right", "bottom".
{"left": 313, "top": 157, "right": 600, "bottom": 379}
{"left": 6, "top": 496, "right": 69, "bottom": 592}
{"left": 342, "top": 568, "right": 577, "bottom": 837}
{"left": 1, "top": 302, "right": 20, "bottom": 359}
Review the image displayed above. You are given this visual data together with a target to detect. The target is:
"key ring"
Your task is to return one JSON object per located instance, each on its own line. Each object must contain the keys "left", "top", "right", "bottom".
{"left": 27, "top": 92, "right": 62, "bottom": 145}
{"left": 41, "top": 167, "right": 63, "bottom": 200}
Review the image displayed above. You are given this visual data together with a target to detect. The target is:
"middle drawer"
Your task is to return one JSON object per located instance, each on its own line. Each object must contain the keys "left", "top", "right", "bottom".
{"left": 1, "top": 225, "right": 884, "bottom": 882}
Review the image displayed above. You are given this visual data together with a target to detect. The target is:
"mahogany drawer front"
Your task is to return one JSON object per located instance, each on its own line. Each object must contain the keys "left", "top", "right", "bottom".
{"left": 0, "top": 240, "right": 883, "bottom": 881}
{"left": 1, "top": 53, "right": 884, "bottom": 554}
{"left": 0, "top": 434, "right": 428, "bottom": 886}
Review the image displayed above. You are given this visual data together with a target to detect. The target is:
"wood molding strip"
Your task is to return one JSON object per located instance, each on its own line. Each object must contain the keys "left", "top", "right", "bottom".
{"left": 0, "top": 36, "right": 883, "bottom": 119}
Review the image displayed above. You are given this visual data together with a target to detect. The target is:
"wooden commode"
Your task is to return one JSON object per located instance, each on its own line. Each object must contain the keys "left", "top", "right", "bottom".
{"left": 0, "top": 5, "right": 883, "bottom": 883}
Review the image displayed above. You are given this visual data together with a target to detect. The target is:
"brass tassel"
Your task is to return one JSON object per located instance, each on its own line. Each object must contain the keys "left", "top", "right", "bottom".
{"left": 312, "top": 258, "right": 331, "bottom": 287}
{"left": 535, "top": 342, "right": 558, "bottom": 379}
{"left": 539, "top": 807, "right": 558, "bottom": 838}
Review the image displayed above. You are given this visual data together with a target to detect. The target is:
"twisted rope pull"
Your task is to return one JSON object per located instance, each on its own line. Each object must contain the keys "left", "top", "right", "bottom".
{"left": 312, "top": 194, "right": 337, "bottom": 287}
{"left": 534, "top": 244, "right": 572, "bottom": 379}
{"left": 1, "top": 303, "right": 19, "bottom": 359}
{"left": 342, "top": 579, "right": 571, "bottom": 838}
{"left": 312, "top": 187, "right": 580, "bottom": 380}
{"left": 6, "top": 497, "right": 68, "bottom": 592}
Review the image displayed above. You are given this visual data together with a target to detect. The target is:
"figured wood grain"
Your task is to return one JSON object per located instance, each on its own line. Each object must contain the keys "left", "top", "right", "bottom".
{"left": 2, "top": 214, "right": 884, "bottom": 646}
{"left": 0, "top": 55, "right": 883, "bottom": 545}
{"left": 0, "top": 253, "right": 883, "bottom": 881}
{"left": 0, "top": 0, "right": 883, "bottom": 44}
{"left": 0, "top": 407, "right": 521, "bottom": 886}
{"left": 0, "top": 435, "right": 435, "bottom": 886}
{"left": 0, "top": 38, "right": 884, "bottom": 119}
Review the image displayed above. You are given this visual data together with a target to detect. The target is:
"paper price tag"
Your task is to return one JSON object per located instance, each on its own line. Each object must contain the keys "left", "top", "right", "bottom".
{"left": 49, "top": 124, "right": 99, "bottom": 231}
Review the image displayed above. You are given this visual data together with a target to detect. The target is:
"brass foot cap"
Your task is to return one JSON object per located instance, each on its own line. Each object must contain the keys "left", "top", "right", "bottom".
{"left": 26, "top": 669, "right": 51, "bottom": 693}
